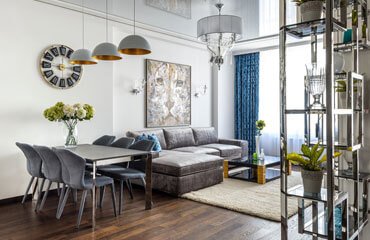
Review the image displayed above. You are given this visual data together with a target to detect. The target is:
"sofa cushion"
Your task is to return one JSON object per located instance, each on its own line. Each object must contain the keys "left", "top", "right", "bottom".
{"left": 192, "top": 127, "right": 218, "bottom": 145}
{"left": 127, "top": 129, "right": 167, "bottom": 150}
{"left": 201, "top": 143, "right": 242, "bottom": 158}
{"left": 163, "top": 128, "right": 195, "bottom": 149}
{"left": 172, "top": 146, "right": 220, "bottom": 156}
{"left": 152, "top": 150, "right": 223, "bottom": 177}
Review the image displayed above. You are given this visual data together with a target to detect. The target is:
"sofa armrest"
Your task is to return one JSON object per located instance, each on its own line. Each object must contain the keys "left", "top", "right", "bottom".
{"left": 218, "top": 139, "right": 248, "bottom": 157}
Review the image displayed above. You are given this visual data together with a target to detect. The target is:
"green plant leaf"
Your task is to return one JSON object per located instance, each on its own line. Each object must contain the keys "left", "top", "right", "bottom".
{"left": 301, "top": 145, "right": 311, "bottom": 158}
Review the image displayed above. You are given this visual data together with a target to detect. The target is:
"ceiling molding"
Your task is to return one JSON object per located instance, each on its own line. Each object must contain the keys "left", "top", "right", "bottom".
{"left": 34, "top": 0, "right": 207, "bottom": 50}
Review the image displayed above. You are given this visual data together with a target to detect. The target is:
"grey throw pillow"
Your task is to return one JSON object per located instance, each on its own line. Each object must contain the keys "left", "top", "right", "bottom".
{"left": 163, "top": 128, "right": 196, "bottom": 149}
{"left": 192, "top": 127, "right": 218, "bottom": 145}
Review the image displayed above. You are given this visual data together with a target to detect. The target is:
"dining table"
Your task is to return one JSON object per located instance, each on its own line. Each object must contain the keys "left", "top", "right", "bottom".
{"left": 55, "top": 144, "right": 153, "bottom": 229}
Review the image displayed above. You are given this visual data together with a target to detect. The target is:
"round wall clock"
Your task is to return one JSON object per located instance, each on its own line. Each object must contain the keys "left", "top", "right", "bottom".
{"left": 39, "top": 45, "right": 83, "bottom": 89}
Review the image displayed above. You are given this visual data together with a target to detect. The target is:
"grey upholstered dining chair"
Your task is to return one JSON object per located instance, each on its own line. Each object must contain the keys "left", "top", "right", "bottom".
{"left": 92, "top": 135, "right": 116, "bottom": 146}
{"left": 97, "top": 140, "right": 155, "bottom": 214}
{"left": 95, "top": 137, "right": 136, "bottom": 206}
{"left": 33, "top": 145, "right": 66, "bottom": 213}
{"left": 16, "top": 142, "right": 46, "bottom": 211}
{"left": 54, "top": 148, "right": 117, "bottom": 228}
{"left": 111, "top": 137, "right": 135, "bottom": 148}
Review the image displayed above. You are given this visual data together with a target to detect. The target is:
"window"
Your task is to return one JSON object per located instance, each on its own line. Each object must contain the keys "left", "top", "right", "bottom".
{"left": 258, "top": 0, "right": 297, "bottom": 37}
{"left": 259, "top": 43, "right": 325, "bottom": 156}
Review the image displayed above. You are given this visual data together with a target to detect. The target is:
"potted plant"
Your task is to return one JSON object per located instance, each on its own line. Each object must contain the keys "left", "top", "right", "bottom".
{"left": 287, "top": 143, "right": 341, "bottom": 194}
{"left": 255, "top": 120, "right": 266, "bottom": 159}
{"left": 44, "top": 102, "right": 95, "bottom": 148}
{"left": 292, "top": 0, "right": 324, "bottom": 22}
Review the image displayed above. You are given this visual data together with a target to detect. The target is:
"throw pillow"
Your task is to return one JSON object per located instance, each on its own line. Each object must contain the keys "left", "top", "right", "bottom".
{"left": 148, "top": 134, "right": 162, "bottom": 152}
{"left": 135, "top": 134, "right": 148, "bottom": 142}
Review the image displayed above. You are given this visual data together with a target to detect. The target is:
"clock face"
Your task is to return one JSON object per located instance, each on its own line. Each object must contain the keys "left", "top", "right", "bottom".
{"left": 40, "top": 45, "right": 83, "bottom": 89}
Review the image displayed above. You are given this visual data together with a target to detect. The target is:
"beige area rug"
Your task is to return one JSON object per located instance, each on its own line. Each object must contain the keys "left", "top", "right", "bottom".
{"left": 182, "top": 171, "right": 304, "bottom": 222}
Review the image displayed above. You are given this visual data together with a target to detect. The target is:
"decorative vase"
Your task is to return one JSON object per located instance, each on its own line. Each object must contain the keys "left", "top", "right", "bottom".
{"left": 301, "top": 169, "right": 323, "bottom": 194}
{"left": 300, "top": 1, "right": 323, "bottom": 22}
{"left": 63, "top": 120, "right": 78, "bottom": 148}
{"left": 255, "top": 135, "right": 261, "bottom": 157}
{"left": 334, "top": 52, "right": 345, "bottom": 74}
{"left": 305, "top": 64, "right": 326, "bottom": 110}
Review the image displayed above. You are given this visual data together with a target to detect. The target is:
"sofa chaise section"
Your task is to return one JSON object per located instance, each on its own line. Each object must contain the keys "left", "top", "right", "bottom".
{"left": 126, "top": 127, "right": 248, "bottom": 196}
{"left": 151, "top": 150, "right": 223, "bottom": 195}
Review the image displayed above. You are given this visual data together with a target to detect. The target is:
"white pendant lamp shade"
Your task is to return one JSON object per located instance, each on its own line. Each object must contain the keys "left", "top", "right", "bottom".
{"left": 118, "top": 35, "right": 151, "bottom": 55}
{"left": 119, "top": 0, "right": 151, "bottom": 55}
{"left": 71, "top": 0, "right": 97, "bottom": 65}
{"left": 92, "top": 42, "right": 122, "bottom": 60}
{"left": 70, "top": 49, "right": 97, "bottom": 65}
{"left": 93, "top": 0, "right": 122, "bottom": 61}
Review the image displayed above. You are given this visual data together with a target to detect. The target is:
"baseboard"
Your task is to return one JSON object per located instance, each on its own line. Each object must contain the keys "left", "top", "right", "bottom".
{"left": 0, "top": 189, "right": 59, "bottom": 206}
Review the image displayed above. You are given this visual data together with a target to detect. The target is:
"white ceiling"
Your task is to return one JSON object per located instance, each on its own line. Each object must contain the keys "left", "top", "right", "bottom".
{"left": 58, "top": 0, "right": 256, "bottom": 39}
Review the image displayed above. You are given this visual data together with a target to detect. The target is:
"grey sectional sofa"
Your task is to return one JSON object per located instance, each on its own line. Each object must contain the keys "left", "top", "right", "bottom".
{"left": 127, "top": 127, "right": 248, "bottom": 196}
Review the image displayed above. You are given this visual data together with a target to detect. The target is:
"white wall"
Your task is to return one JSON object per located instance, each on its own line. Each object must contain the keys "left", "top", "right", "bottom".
{"left": 111, "top": 23, "right": 212, "bottom": 136}
{"left": 0, "top": 0, "right": 212, "bottom": 200}
{"left": 214, "top": 54, "right": 235, "bottom": 139}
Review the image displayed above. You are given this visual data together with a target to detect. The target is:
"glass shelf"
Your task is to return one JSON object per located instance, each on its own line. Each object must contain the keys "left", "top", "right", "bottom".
{"left": 334, "top": 42, "right": 370, "bottom": 53}
{"left": 335, "top": 170, "right": 370, "bottom": 181}
{"left": 282, "top": 18, "right": 346, "bottom": 39}
{"left": 303, "top": 213, "right": 364, "bottom": 240}
{"left": 287, "top": 185, "right": 348, "bottom": 204}
{"left": 285, "top": 108, "right": 360, "bottom": 115}
{"left": 309, "top": 141, "right": 362, "bottom": 151}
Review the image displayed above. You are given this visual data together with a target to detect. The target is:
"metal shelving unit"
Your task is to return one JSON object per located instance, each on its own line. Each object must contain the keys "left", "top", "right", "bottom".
{"left": 279, "top": 0, "right": 367, "bottom": 239}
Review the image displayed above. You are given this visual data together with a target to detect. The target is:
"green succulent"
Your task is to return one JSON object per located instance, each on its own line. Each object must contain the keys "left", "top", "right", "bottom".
{"left": 287, "top": 143, "right": 341, "bottom": 171}
{"left": 256, "top": 120, "right": 266, "bottom": 136}
{"left": 335, "top": 80, "right": 359, "bottom": 93}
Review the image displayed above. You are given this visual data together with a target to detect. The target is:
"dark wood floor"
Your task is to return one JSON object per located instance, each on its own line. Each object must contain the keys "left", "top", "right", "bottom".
{"left": 0, "top": 186, "right": 311, "bottom": 240}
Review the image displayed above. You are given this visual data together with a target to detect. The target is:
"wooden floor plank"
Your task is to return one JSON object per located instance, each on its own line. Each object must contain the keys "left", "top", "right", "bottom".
{"left": 0, "top": 184, "right": 357, "bottom": 240}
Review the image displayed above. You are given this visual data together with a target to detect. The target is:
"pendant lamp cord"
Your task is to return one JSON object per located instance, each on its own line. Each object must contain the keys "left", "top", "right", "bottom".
{"left": 82, "top": 0, "right": 85, "bottom": 48}
{"left": 134, "top": 0, "right": 136, "bottom": 35}
{"left": 106, "top": 0, "right": 108, "bottom": 41}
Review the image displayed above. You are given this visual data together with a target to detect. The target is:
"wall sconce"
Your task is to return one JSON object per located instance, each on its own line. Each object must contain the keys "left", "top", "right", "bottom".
{"left": 194, "top": 85, "right": 207, "bottom": 97}
{"left": 132, "top": 78, "right": 146, "bottom": 94}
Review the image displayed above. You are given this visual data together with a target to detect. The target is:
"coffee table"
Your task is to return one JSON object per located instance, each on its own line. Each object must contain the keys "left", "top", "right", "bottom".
{"left": 223, "top": 156, "right": 280, "bottom": 184}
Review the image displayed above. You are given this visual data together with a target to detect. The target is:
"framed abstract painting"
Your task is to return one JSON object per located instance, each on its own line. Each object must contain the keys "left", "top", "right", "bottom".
{"left": 145, "top": 0, "right": 191, "bottom": 19}
{"left": 146, "top": 59, "right": 191, "bottom": 128}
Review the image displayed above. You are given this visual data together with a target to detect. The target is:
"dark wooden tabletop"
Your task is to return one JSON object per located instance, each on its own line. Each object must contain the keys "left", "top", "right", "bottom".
{"left": 55, "top": 144, "right": 149, "bottom": 162}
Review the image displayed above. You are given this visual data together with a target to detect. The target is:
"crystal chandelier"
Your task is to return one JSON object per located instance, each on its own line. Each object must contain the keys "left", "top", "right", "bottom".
{"left": 197, "top": 3, "right": 242, "bottom": 70}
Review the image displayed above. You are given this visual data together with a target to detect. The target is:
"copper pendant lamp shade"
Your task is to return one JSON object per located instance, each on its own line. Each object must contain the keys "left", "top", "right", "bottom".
{"left": 118, "top": 0, "right": 151, "bottom": 55}
{"left": 92, "top": 0, "right": 122, "bottom": 61}
{"left": 70, "top": 0, "right": 97, "bottom": 65}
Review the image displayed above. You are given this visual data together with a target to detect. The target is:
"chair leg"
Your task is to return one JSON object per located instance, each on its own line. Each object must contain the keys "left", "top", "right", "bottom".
{"left": 99, "top": 186, "right": 106, "bottom": 208}
{"left": 38, "top": 180, "right": 52, "bottom": 211}
{"left": 32, "top": 177, "right": 39, "bottom": 198}
{"left": 110, "top": 183, "right": 117, "bottom": 217}
{"left": 140, "top": 177, "right": 146, "bottom": 189}
{"left": 57, "top": 183, "right": 60, "bottom": 196}
{"left": 77, "top": 190, "right": 88, "bottom": 228}
{"left": 72, "top": 189, "right": 78, "bottom": 204}
{"left": 57, "top": 187, "right": 71, "bottom": 219}
{"left": 119, "top": 180, "right": 124, "bottom": 215}
{"left": 126, "top": 180, "right": 134, "bottom": 200}
{"left": 35, "top": 178, "right": 46, "bottom": 212}
{"left": 56, "top": 183, "right": 66, "bottom": 217}
{"left": 21, "top": 176, "right": 35, "bottom": 204}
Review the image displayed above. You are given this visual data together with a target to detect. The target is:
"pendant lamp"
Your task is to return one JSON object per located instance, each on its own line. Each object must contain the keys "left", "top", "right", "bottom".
{"left": 70, "top": 0, "right": 97, "bottom": 65}
{"left": 118, "top": 0, "right": 151, "bottom": 55}
{"left": 92, "top": 0, "right": 122, "bottom": 61}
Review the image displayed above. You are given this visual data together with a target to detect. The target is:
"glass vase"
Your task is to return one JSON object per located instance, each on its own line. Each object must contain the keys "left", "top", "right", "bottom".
{"left": 63, "top": 120, "right": 78, "bottom": 148}
{"left": 255, "top": 135, "right": 261, "bottom": 157}
{"left": 305, "top": 64, "right": 326, "bottom": 110}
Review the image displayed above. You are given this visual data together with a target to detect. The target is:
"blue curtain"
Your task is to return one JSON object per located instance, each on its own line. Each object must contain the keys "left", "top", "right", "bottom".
{"left": 234, "top": 52, "right": 260, "bottom": 156}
